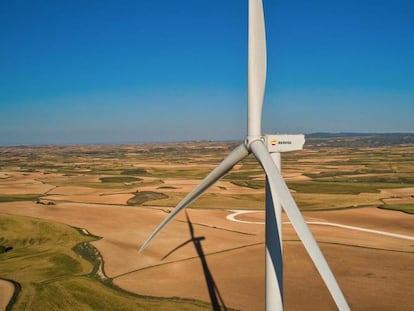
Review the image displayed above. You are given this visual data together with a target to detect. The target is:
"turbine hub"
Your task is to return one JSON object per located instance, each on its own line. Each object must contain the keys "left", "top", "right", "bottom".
{"left": 245, "top": 135, "right": 265, "bottom": 150}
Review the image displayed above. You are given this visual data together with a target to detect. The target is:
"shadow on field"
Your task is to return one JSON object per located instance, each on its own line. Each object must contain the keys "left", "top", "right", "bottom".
{"left": 162, "top": 211, "right": 228, "bottom": 311}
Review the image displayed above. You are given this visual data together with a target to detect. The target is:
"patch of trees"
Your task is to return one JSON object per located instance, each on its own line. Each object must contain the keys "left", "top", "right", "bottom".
{"left": 36, "top": 199, "right": 56, "bottom": 205}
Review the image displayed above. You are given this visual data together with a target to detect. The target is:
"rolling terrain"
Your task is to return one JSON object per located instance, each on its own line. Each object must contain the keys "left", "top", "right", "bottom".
{"left": 0, "top": 134, "right": 413, "bottom": 310}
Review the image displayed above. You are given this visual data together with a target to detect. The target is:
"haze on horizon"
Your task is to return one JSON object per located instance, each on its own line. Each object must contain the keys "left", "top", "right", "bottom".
{"left": 1, "top": 0, "right": 413, "bottom": 146}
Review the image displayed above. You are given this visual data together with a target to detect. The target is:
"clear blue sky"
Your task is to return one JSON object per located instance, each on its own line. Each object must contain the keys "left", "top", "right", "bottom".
{"left": 1, "top": 0, "right": 413, "bottom": 145}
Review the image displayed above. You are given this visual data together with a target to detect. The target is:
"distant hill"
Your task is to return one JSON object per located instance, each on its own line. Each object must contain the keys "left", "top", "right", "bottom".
{"left": 305, "top": 133, "right": 414, "bottom": 148}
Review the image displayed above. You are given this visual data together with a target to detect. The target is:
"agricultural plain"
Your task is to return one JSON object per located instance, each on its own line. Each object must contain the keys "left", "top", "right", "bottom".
{"left": 0, "top": 134, "right": 413, "bottom": 310}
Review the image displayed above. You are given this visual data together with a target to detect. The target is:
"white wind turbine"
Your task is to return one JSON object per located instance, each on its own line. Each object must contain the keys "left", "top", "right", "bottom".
{"left": 140, "top": 1, "right": 350, "bottom": 310}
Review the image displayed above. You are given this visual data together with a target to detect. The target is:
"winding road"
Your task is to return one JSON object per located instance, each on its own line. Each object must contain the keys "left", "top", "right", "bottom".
{"left": 226, "top": 209, "right": 414, "bottom": 241}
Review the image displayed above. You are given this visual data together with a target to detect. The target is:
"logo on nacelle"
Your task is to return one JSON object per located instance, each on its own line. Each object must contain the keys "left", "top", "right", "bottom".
{"left": 271, "top": 139, "right": 292, "bottom": 146}
{"left": 265, "top": 134, "right": 305, "bottom": 153}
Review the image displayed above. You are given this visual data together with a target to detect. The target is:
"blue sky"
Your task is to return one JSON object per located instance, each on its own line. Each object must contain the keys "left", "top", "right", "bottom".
{"left": 1, "top": 0, "right": 413, "bottom": 145}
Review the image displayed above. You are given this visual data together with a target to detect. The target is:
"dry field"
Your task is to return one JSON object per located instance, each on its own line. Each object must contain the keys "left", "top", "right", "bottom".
{"left": 0, "top": 136, "right": 413, "bottom": 310}
{"left": 0, "top": 279, "right": 14, "bottom": 311}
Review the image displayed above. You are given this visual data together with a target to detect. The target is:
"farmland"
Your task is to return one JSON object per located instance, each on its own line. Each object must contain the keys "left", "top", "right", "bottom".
{"left": 0, "top": 133, "right": 413, "bottom": 310}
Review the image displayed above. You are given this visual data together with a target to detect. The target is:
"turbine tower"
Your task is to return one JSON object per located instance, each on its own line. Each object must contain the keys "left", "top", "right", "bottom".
{"left": 140, "top": 1, "right": 350, "bottom": 310}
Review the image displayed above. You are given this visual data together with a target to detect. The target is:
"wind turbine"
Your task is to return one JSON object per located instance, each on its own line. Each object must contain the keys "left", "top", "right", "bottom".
{"left": 140, "top": 0, "right": 350, "bottom": 310}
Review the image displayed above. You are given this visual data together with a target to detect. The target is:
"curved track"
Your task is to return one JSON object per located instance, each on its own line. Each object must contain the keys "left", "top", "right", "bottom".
{"left": 226, "top": 210, "right": 414, "bottom": 241}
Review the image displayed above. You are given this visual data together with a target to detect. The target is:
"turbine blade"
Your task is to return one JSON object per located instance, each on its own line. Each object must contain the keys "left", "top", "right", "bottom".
{"left": 248, "top": 0, "right": 267, "bottom": 137}
{"left": 139, "top": 143, "right": 249, "bottom": 252}
{"left": 250, "top": 140, "right": 350, "bottom": 311}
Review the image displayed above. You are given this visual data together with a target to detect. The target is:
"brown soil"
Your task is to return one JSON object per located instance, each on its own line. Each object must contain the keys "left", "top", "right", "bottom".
{"left": 0, "top": 202, "right": 412, "bottom": 311}
{"left": 0, "top": 279, "right": 14, "bottom": 311}
{"left": 0, "top": 172, "right": 54, "bottom": 195}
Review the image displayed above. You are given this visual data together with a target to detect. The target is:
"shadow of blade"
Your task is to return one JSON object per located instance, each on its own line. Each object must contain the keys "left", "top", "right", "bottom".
{"left": 161, "top": 211, "right": 228, "bottom": 311}
{"left": 265, "top": 179, "right": 283, "bottom": 295}
{"left": 161, "top": 239, "right": 192, "bottom": 261}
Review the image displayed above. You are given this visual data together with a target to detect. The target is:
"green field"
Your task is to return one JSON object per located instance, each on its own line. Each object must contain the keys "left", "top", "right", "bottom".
{"left": 99, "top": 176, "right": 142, "bottom": 183}
{"left": 127, "top": 191, "right": 169, "bottom": 205}
{"left": 379, "top": 204, "right": 414, "bottom": 214}
{"left": 286, "top": 180, "right": 412, "bottom": 195}
{"left": 144, "top": 192, "right": 265, "bottom": 210}
{"left": 0, "top": 214, "right": 214, "bottom": 311}
{"left": 0, "top": 195, "right": 39, "bottom": 203}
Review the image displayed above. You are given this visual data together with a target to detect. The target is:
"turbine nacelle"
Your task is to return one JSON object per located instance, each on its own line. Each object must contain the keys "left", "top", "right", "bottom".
{"left": 245, "top": 134, "right": 305, "bottom": 153}
{"left": 265, "top": 134, "right": 305, "bottom": 153}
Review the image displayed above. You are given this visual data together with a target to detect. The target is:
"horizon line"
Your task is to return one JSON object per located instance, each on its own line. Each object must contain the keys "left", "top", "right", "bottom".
{"left": 1, "top": 132, "right": 413, "bottom": 148}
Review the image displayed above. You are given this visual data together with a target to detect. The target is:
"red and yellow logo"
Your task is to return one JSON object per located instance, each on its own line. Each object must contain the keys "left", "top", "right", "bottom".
{"left": 271, "top": 139, "right": 277, "bottom": 146}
